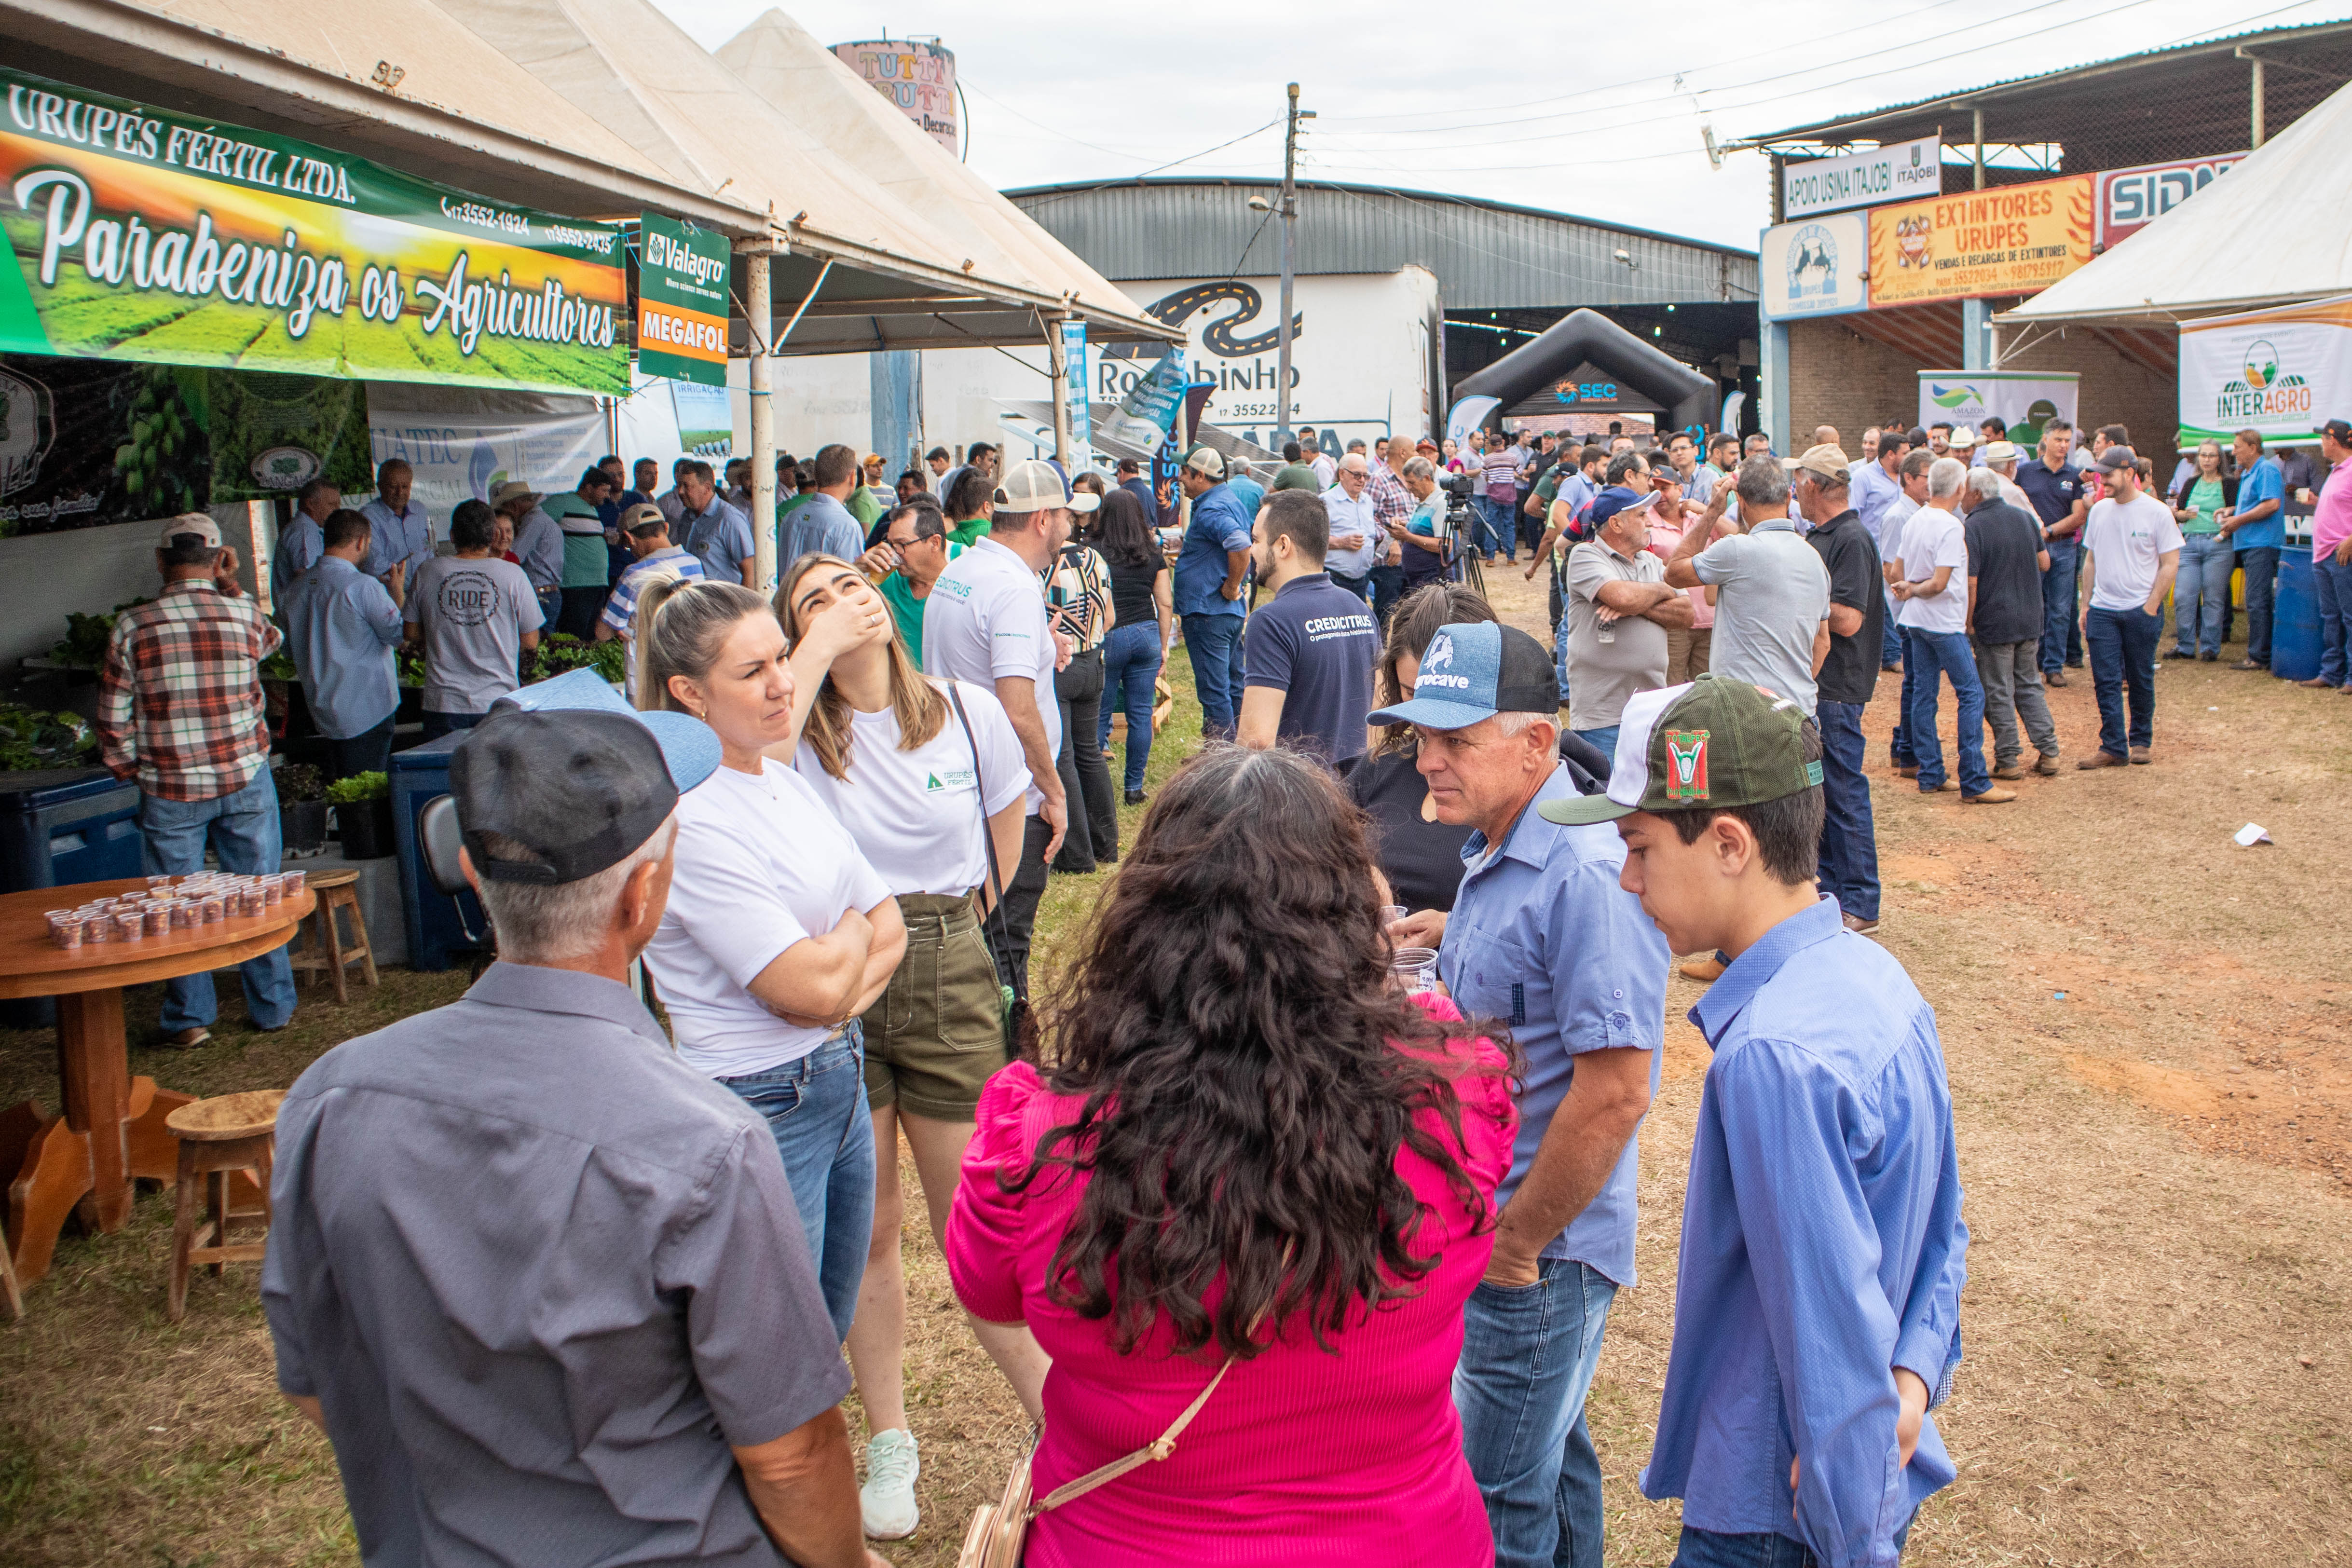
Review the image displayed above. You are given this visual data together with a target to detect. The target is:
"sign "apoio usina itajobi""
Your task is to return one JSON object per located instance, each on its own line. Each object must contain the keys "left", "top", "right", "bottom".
{"left": 0, "top": 67, "right": 627, "bottom": 394}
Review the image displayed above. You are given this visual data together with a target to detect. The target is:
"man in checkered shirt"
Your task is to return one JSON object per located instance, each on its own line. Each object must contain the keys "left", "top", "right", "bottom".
{"left": 1367, "top": 437, "right": 1417, "bottom": 627}
{"left": 99, "top": 514, "right": 298, "bottom": 1047}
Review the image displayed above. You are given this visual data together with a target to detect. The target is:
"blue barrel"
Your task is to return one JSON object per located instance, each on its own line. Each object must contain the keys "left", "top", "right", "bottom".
{"left": 390, "top": 734, "right": 484, "bottom": 972}
{"left": 0, "top": 766, "right": 146, "bottom": 1026}
{"left": 2273, "top": 547, "right": 2320, "bottom": 682}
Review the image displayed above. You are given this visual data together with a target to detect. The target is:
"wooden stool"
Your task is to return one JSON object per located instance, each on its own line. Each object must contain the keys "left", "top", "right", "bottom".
{"left": 288, "top": 869, "right": 377, "bottom": 1003}
{"left": 165, "top": 1089, "right": 284, "bottom": 1323}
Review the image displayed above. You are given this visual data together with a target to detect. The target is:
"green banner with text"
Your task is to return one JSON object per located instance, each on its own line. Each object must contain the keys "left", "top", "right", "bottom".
{"left": 635, "top": 213, "right": 729, "bottom": 387}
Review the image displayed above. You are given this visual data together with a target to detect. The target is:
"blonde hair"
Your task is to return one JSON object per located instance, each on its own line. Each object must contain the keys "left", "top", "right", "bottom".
{"left": 633, "top": 579, "right": 771, "bottom": 714}
{"left": 773, "top": 554, "right": 947, "bottom": 779}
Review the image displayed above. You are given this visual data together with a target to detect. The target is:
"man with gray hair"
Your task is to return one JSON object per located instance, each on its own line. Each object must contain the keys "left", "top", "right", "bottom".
{"left": 1887, "top": 458, "right": 2013, "bottom": 803}
{"left": 264, "top": 675, "right": 886, "bottom": 1568}
{"left": 1664, "top": 453, "right": 1832, "bottom": 716}
{"left": 1962, "top": 467, "right": 2059, "bottom": 777}
{"left": 1566, "top": 452, "right": 1693, "bottom": 759}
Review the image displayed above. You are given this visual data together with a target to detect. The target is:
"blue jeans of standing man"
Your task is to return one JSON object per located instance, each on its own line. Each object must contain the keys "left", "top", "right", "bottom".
{"left": 1457, "top": 1258, "right": 1618, "bottom": 1568}
{"left": 1572, "top": 726, "right": 1619, "bottom": 765}
{"left": 139, "top": 766, "right": 297, "bottom": 1035}
{"left": 2085, "top": 604, "right": 2161, "bottom": 757}
{"left": 719, "top": 1034, "right": 875, "bottom": 1341}
{"left": 2040, "top": 538, "right": 2080, "bottom": 675}
{"left": 1814, "top": 700, "right": 1880, "bottom": 922}
{"left": 1096, "top": 621, "right": 1164, "bottom": 793}
{"left": 1889, "top": 648, "right": 1918, "bottom": 768}
{"left": 2237, "top": 545, "right": 2281, "bottom": 665}
{"left": 1554, "top": 604, "right": 1573, "bottom": 706}
{"left": 2172, "top": 534, "right": 2231, "bottom": 656}
{"left": 1475, "top": 495, "right": 1513, "bottom": 559}
{"left": 2315, "top": 551, "right": 2352, "bottom": 687}
{"left": 1180, "top": 612, "right": 1246, "bottom": 741}
{"left": 1880, "top": 582, "right": 1904, "bottom": 669}
{"left": 1905, "top": 628, "right": 1988, "bottom": 797}
{"left": 1671, "top": 1518, "right": 1913, "bottom": 1568}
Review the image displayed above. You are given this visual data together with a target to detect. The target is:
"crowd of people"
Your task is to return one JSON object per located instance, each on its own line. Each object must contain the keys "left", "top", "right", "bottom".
{"left": 91, "top": 406, "right": 2338, "bottom": 1567}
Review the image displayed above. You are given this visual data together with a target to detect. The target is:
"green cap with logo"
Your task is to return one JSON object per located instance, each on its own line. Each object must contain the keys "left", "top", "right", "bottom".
{"left": 1539, "top": 674, "right": 1821, "bottom": 825}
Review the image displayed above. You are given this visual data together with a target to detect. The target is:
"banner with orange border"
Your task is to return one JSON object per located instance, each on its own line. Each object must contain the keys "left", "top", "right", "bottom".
{"left": 0, "top": 66, "right": 627, "bottom": 394}
{"left": 1867, "top": 175, "right": 2093, "bottom": 308}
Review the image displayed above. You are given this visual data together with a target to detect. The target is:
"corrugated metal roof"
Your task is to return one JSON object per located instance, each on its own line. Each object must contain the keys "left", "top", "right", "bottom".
{"left": 1002, "top": 178, "right": 1757, "bottom": 312}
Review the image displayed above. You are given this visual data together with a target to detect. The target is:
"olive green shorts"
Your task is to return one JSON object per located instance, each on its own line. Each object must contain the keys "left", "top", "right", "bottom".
{"left": 861, "top": 892, "right": 1008, "bottom": 1120}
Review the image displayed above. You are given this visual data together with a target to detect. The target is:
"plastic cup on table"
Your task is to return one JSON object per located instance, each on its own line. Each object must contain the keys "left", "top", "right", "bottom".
{"left": 167, "top": 900, "right": 194, "bottom": 928}
{"left": 111, "top": 912, "right": 144, "bottom": 943}
{"left": 198, "top": 895, "right": 224, "bottom": 925}
{"left": 140, "top": 907, "right": 166, "bottom": 938}
{"left": 261, "top": 876, "right": 283, "bottom": 907}
{"left": 1389, "top": 946, "right": 1440, "bottom": 994}
{"left": 47, "top": 911, "right": 81, "bottom": 950}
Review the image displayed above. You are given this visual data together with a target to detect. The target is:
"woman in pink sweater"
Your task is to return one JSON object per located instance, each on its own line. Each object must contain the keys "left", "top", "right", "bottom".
{"left": 947, "top": 745, "right": 1517, "bottom": 1567}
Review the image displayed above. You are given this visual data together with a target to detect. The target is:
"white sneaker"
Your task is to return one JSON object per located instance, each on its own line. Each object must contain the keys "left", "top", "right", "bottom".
{"left": 861, "top": 1427, "right": 920, "bottom": 1540}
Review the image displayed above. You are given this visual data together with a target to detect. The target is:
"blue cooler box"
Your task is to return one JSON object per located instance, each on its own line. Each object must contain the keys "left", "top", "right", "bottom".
{"left": 0, "top": 766, "right": 146, "bottom": 1027}
{"left": 390, "top": 735, "right": 485, "bottom": 972}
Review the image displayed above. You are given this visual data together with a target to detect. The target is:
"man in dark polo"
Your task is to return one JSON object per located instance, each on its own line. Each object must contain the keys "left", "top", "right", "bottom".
{"left": 263, "top": 675, "right": 883, "bottom": 1568}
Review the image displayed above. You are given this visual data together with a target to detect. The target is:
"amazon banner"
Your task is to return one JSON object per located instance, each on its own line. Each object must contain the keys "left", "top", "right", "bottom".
{"left": 1914, "top": 369, "right": 2078, "bottom": 447}
{"left": 0, "top": 66, "right": 627, "bottom": 394}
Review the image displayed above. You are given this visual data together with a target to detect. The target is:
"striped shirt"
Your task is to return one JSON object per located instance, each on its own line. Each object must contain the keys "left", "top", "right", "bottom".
{"left": 602, "top": 547, "right": 708, "bottom": 703}
{"left": 99, "top": 580, "right": 280, "bottom": 802}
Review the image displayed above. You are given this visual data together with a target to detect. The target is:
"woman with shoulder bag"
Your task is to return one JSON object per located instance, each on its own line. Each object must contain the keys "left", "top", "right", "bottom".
{"left": 1043, "top": 525, "right": 1118, "bottom": 872}
{"left": 633, "top": 579, "right": 905, "bottom": 1345}
{"left": 947, "top": 745, "right": 1518, "bottom": 1568}
{"left": 776, "top": 555, "right": 1051, "bottom": 1543}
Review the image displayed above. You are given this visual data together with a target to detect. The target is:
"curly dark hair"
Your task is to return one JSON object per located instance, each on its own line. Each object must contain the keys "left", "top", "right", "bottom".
{"left": 1013, "top": 745, "right": 1513, "bottom": 1361}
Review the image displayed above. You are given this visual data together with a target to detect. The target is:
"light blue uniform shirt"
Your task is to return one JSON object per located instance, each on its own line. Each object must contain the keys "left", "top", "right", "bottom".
{"left": 1436, "top": 762, "right": 1668, "bottom": 1285}
{"left": 1849, "top": 461, "right": 1905, "bottom": 549}
{"left": 779, "top": 492, "right": 863, "bottom": 574}
{"left": 1173, "top": 482, "right": 1254, "bottom": 618}
{"left": 2230, "top": 453, "right": 2286, "bottom": 551}
{"left": 273, "top": 515, "right": 324, "bottom": 605}
{"left": 1641, "top": 896, "right": 1967, "bottom": 1568}
{"left": 359, "top": 499, "right": 433, "bottom": 580}
{"left": 282, "top": 556, "right": 403, "bottom": 739}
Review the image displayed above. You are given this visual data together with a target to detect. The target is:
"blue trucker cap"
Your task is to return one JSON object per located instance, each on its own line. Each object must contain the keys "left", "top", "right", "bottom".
{"left": 1366, "top": 621, "right": 1559, "bottom": 731}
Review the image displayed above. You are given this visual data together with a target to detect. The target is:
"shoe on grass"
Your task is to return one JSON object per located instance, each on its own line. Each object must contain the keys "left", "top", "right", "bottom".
{"left": 2297, "top": 676, "right": 2335, "bottom": 688}
{"left": 2077, "top": 751, "right": 2127, "bottom": 770}
{"left": 2129, "top": 747, "right": 2151, "bottom": 764}
{"left": 2231, "top": 658, "right": 2266, "bottom": 670}
{"left": 2200, "top": 650, "right": 2219, "bottom": 661}
{"left": 1123, "top": 789, "right": 1147, "bottom": 805}
{"left": 1842, "top": 913, "right": 1881, "bottom": 936}
{"left": 159, "top": 1026, "right": 212, "bottom": 1050}
{"left": 1961, "top": 786, "right": 2017, "bottom": 804}
{"left": 861, "top": 1428, "right": 919, "bottom": 1540}
{"left": 1679, "top": 954, "right": 1725, "bottom": 983}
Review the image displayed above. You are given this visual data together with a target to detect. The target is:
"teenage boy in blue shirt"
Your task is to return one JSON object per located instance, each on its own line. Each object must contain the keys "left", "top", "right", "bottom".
{"left": 2218, "top": 429, "right": 2286, "bottom": 669}
{"left": 1548, "top": 675, "right": 1968, "bottom": 1568}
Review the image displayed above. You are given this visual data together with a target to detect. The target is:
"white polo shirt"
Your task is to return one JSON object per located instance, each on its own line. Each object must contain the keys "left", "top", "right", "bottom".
{"left": 792, "top": 680, "right": 1031, "bottom": 897}
{"left": 1892, "top": 504, "right": 1970, "bottom": 635}
{"left": 645, "top": 760, "right": 891, "bottom": 1079}
{"left": 920, "top": 536, "right": 1058, "bottom": 814}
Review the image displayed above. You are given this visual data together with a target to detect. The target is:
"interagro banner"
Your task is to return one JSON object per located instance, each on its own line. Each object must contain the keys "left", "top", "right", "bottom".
{"left": 1868, "top": 176, "right": 2092, "bottom": 308}
{"left": 2177, "top": 293, "right": 2352, "bottom": 444}
{"left": 0, "top": 67, "right": 627, "bottom": 394}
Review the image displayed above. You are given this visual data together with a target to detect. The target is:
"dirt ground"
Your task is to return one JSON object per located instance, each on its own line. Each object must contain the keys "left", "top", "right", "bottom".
{"left": 1, "top": 568, "right": 2346, "bottom": 1566}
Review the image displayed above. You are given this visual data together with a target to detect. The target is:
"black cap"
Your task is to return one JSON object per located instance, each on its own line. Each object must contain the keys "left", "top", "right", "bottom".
{"left": 451, "top": 708, "right": 705, "bottom": 886}
{"left": 1905, "top": 426, "right": 1932, "bottom": 448}
{"left": 2323, "top": 418, "right": 2351, "bottom": 444}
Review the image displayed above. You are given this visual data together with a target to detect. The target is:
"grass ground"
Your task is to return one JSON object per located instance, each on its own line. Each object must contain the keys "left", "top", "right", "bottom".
{"left": 1, "top": 578, "right": 2346, "bottom": 1566}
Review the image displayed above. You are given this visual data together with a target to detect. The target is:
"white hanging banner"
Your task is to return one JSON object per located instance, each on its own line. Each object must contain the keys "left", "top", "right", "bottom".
{"left": 2176, "top": 293, "right": 2352, "bottom": 443}
{"left": 1781, "top": 136, "right": 1942, "bottom": 219}
{"left": 1445, "top": 396, "right": 1501, "bottom": 457}
{"left": 1914, "top": 370, "right": 2078, "bottom": 447}
{"left": 367, "top": 394, "right": 606, "bottom": 518}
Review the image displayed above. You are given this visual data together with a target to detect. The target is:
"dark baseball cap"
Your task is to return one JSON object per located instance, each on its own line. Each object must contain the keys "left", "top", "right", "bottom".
{"left": 1366, "top": 622, "right": 1558, "bottom": 730}
{"left": 2094, "top": 444, "right": 2139, "bottom": 473}
{"left": 452, "top": 670, "right": 720, "bottom": 885}
{"left": 2322, "top": 418, "right": 2350, "bottom": 444}
{"left": 1541, "top": 675, "right": 1820, "bottom": 825}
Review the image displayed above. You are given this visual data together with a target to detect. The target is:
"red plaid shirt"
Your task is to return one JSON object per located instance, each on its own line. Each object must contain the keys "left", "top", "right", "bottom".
{"left": 99, "top": 581, "right": 280, "bottom": 802}
{"left": 1367, "top": 461, "right": 1413, "bottom": 529}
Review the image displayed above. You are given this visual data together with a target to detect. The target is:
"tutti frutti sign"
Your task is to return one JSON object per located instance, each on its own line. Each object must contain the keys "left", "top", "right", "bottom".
{"left": 636, "top": 214, "right": 729, "bottom": 387}
{"left": 0, "top": 67, "right": 627, "bottom": 394}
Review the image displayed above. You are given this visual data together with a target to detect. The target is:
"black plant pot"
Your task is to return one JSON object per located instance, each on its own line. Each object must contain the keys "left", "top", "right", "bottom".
{"left": 336, "top": 797, "right": 397, "bottom": 859}
{"left": 280, "top": 799, "right": 328, "bottom": 855}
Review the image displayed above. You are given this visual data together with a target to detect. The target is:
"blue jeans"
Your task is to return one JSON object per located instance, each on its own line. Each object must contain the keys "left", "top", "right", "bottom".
{"left": 1474, "top": 496, "right": 1513, "bottom": 558}
{"left": 2085, "top": 604, "right": 2161, "bottom": 756}
{"left": 1456, "top": 1257, "right": 1618, "bottom": 1568}
{"left": 1814, "top": 700, "right": 1879, "bottom": 921}
{"left": 1880, "top": 583, "right": 1904, "bottom": 668}
{"left": 1181, "top": 612, "right": 1246, "bottom": 740}
{"left": 1096, "top": 622, "right": 1164, "bottom": 793}
{"left": 2316, "top": 551, "right": 2352, "bottom": 687}
{"left": 1554, "top": 605, "right": 1573, "bottom": 704}
{"left": 1905, "top": 628, "right": 1987, "bottom": 797}
{"left": 138, "top": 768, "right": 297, "bottom": 1033}
{"left": 2039, "top": 538, "right": 2079, "bottom": 674}
{"left": 2237, "top": 545, "right": 2280, "bottom": 664}
{"left": 422, "top": 710, "right": 485, "bottom": 741}
{"left": 1671, "top": 1518, "right": 1912, "bottom": 1568}
{"left": 719, "top": 1035, "right": 875, "bottom": 1342}
{"left": 1573, "top": 726, "right": 1619, "bottom": 765}
{"left": 2171, "top": 534, "right": 2231, "bottom": 655}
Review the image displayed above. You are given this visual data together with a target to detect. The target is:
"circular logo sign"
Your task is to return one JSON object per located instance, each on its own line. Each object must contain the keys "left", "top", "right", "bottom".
{"left": 249, "top": 445, "right": 322, "bottom": 491}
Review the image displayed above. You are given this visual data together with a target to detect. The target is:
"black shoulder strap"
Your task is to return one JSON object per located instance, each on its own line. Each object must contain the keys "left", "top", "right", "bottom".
{"left": 947, "top": 682, "right": 1023, "bottom": 1002}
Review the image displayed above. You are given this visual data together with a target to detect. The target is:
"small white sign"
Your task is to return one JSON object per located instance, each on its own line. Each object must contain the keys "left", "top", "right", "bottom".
{"left": 1760, "top": 213, "right": 1868, "bottom": 321}
{"left": 2234, "top": 822, "right": 2272, "bottom": 848}
{"left": 1781, "top": 136, "right": 1942, "bottom": 219}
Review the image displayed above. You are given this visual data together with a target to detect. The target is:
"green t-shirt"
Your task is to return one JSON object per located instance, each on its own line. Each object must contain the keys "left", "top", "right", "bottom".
{"left": 947, "top": 517, "right": 990, "bottom": 548}
{"left": 2182, "top": 475, "right": 2225, "bottom": 535}
{"left": 1272, "top": 463, "right": 1321, "bottom": 492}
{"left": 542, "top": 493, "right": 611, "bottom": 588}
{"left": 848, "top": 486, "right": 885, "bottom": 531}
{"left": 874, "top": 545, "right": 963, "bottom": 663}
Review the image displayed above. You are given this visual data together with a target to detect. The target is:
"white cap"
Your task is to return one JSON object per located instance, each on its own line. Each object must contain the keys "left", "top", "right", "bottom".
{"left": 159, "top": 513, "right": 221, "bottom": 548}
{"left": 995, "top": 458, "right": 1096, "bottom": 514}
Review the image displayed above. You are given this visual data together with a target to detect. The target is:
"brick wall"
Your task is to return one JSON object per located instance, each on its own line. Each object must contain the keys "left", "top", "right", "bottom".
{"left": 1998, "top": 328, "right": 2180, "bottom": 482}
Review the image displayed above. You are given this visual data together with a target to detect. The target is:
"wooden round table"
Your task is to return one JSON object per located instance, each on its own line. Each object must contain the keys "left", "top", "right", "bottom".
{"left": 0, "top": 877, "right": 313, "bottom": 1291}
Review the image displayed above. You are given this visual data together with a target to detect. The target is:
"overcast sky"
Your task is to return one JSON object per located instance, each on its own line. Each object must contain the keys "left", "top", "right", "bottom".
{"left": 654, "top": 0, "right": 2343, "bottom": 251}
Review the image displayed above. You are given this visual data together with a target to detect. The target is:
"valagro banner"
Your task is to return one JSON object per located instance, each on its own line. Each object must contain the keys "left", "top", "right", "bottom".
{"left": 1868, "top": 176, "right": 2092, "bottom": 308}
{"left": 1760, "top": 212, "right": 1867, "bottom": 322}
{"left": 2176, "top": 293, "right": 2352, "bottom": 444}
{"left": 0, "top": 67, "right": 627, "bottom": 394}
{"left": 368, "top": 397, "right": 608, "bottom": 519}
{"left": 1914, "top": 369, "right": 2078, "bottom": 448}
{"left": 636, "top": 214, "right": 727, "bottom": 388}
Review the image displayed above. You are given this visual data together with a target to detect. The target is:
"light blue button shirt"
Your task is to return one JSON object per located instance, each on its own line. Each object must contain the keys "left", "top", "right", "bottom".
{"left": 282, "top": 556, "right": 403, "bottom": 739}
{"left": 359, "top": 499, "right": 433, "bottom": 580}
{"left": 1850, "top": 461, "right": 1905, "bottom": 548}
{"left": 1436, "top": 761, "right": 1668, "bottom": 1285}
{"left": 1641, "top": 895, "right": 1967, "bottom": 1568}
{"left": 273, "top": 515, "right": 325, "bottom": 605}
{"left": 1319, "top": 481, "right": 1381, "bottom": 578}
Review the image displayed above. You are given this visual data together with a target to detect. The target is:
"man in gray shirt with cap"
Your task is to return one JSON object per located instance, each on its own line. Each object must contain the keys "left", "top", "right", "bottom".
{"left": 263, "top": 672, "right": 884, "bottom": 1568}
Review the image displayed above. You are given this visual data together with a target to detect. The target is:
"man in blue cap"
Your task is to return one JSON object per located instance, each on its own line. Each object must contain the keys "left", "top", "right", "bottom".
{"left": 1381, "top": 623, "right": 1669, "bottom": 1568}
{"left": 264, "top": 670, "right": 886, "bottom": 1568}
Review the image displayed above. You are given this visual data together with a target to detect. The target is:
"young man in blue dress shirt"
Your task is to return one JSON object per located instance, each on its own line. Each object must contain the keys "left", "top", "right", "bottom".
{"left": 1547, "top": 674, "right": 1969, "bottom": 1568}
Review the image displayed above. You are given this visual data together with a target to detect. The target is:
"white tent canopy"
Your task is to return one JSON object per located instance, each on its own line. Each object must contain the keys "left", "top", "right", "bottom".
{"left": 2001, "top": 76, "right": 2352, "bottom": 327}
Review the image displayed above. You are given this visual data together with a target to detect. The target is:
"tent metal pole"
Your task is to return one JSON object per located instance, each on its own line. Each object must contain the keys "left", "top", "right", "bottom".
{"left": 745, "top": 246, "right": 776, "bottom": 594}
{"left": 1047, "top": 313, "right": 1073, "bottom": 467}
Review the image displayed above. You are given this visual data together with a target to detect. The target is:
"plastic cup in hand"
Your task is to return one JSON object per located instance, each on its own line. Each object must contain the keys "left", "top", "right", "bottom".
{"left": 1379, "top": 904, "right": 1408, "bottom": 934}
{"left": 1390, "top": 946, "right": 1439, "bottom": 994}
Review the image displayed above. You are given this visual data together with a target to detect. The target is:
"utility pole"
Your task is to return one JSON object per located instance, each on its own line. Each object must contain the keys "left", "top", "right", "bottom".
{"left": 1275, "top": 82, "right": 1313, "bottom": 450}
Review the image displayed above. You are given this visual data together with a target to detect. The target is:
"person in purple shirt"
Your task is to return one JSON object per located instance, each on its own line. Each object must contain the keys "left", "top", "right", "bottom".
{"left": 1553, "top": 676, "right": 1967, "bottom": 1568}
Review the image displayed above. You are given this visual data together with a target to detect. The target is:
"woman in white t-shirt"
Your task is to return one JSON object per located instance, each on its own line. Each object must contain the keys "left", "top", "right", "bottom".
{"left": 774, "top": 553, "right": 1043, "bottom": 1540}
{"left": 632, "top": 577, "right": 907, "bottom": 1344}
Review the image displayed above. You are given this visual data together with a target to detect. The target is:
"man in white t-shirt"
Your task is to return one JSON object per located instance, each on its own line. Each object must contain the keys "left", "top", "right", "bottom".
{"left": 1887, "top": 457, "right": 2012, "bottom": 804}
{"left": 921, "top": 459, "right": 1089, "bottom": 990}
{"left": 2077, "top": 446, "right": 2183, "bottom": 769}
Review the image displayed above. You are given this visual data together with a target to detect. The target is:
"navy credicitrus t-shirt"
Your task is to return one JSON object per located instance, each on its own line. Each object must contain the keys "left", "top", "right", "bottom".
{"left": 1243, "top": 573, "right": 1380, "bottom": 765}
